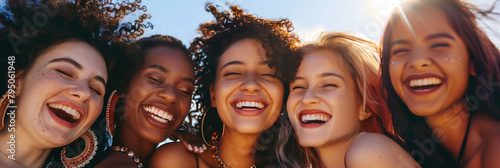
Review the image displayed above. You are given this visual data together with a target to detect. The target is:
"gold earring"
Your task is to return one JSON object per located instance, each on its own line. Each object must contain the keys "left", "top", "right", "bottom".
{"left": 61, "top": 129, "right": 98, "bottom": 168}
{"left": 106, "top": 90, "right": 119, "bottom": 136}
{"left": 1, "top": 92, "right": 12, "bottom": 130}
{"left": 200, "top": 107, "right": 224, "bottom": 146}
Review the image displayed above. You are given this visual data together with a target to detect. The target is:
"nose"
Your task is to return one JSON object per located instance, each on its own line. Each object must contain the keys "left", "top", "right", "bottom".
{"left": 240, "top": 74, "right": 262, "bottom": 94}
{"left": 301, "top": 88, "right": 320, "bottom": 106}
{"left": 68, "top": 81, "right": 92, "bottom": 102}
{"left": 407, "top": 49, "right": 432, "bottom": 71}
{"left": 157, "top": 85, "right": 177, "bottom": 103}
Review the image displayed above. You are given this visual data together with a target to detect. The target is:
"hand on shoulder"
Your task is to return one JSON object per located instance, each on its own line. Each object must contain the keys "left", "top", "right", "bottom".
{"left": 346, "top": 132, "right": 420, "bottom": 168}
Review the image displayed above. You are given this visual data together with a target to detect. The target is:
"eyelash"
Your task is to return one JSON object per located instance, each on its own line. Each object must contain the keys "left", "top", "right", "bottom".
{"left": 148, "top": 76, "right": 163, "bottom": 84}
{"left": 393, "top": 49, "right": 409, "bottom": 55}
{"left": 224, "top": 72, "right": 241, "bottom": 76}
{"left": 90, "top": 87, "right": 101, "bottom": 95}
{"left": 431, "top": 43, "right": 450, "bottom": 48}
{"left": 56, "top": 69, "right": 73, "bottom": 77}
{"left": 292, "top": 86, "right": 305, "bottom": 90}
{"left": 178, "top": 89, "right": 191, "bottom": 96}
{"left": 322, "top": 84, "right": 337, "bottom": 88}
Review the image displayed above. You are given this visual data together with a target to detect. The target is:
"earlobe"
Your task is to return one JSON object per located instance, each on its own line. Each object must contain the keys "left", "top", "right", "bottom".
{"left": 469, "top": 61, "right": 476, "bottom": 76}
{"left": 210, "top": 85, "right": 216, "bottom": 107}
{"left": 359, "top": 110, "right": 372, "bottom": 121}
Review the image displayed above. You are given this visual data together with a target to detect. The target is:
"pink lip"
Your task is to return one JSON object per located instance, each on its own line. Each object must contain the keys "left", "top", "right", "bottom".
{"left": 231, "top": 97, "right": 268, "bottom": 117}
{"left": 47, "top": 101, "right": 85, "bottom": 128}
{"left": 298, "top": 109, "right": 331, "bottom": 128}
{"left": 142, "top": 104, "right": 176, "bottom": 129}
{"left": 403, "top": 74, "right": 445, "bottom": 95}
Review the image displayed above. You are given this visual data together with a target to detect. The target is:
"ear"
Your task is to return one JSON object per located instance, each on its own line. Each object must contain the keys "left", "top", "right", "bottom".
{"left": 469, "top": 61, "right": 476, "bottom": 76}
{"left": 358, "top": 109, "right": 372, "bottom": 121}
{"left": 210, "top": 85, "right": 216, "bottom": 107}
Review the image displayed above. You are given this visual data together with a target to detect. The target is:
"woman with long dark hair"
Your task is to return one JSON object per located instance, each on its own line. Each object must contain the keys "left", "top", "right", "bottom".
{"left": 380, "top": 0, "right": 500, "bottom": 167}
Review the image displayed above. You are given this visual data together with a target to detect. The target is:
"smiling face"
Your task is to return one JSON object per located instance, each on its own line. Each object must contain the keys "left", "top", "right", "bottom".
{"left": 122, "top": 46, "right": 194, "bottom": 143}
{"left": 211, "top": 38, "right": 284, "bottom": 134}
{"left": 287, "top": 50, "right": 363, "bottom": 147}
{"left": 16, "top": 40, "right": 107, "bottom": 147}
{"left": 388, "top": 6, "right": 472, "bottom": 117}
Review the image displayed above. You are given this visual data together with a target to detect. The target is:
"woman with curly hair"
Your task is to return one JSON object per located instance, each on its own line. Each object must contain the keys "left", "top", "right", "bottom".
{"left": 276, "top": 32, "right": 418, "bottom": 168}
{"left": 94, "top": 34, "right": 195, "bottom": 167}
{"left": 380, "top": 0, "right": 500, "bottom": 167}
{"left": 149, "top": 4, "right": 300, "bottom": 168}
{"left": 0, "top": 0, "right": 148, "bottom": 167}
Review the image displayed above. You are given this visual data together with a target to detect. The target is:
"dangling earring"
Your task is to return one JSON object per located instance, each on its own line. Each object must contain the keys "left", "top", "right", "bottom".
{"left": 61, "top": 129, "right": 98, "bottom": 168}
{"left": 465, "top": 92, "right": 479, "bottom": 111}
{"left": 1, "top": 92, "right": 11, "bottom": 130}
{"left": 200, "top": 107, "right": 224, "bottom": 146}
{"left": 106, "top": 90, "right": 119, "bottom": 136}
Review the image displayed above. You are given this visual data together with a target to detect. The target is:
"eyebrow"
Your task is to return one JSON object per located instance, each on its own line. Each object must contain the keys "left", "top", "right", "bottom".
{"left": 49, "top": 58, "right": 106, "bottom": 86}
{"left": 293, "top": 72, "right": 345, "bottom": 81}
{"left": 389, "top": 39, "right": 410, "bottom": 49}
{"left": 49, "top": 58, "right": 82, "bottom": 69}
{"left": 221, "top": 61, "right": 244, "bottom": 70}
{"left": 424, "top": 33, "right": 455, "bottom": 41}
{"left": 145, "top": 65, "right": 168, "bottom": 73}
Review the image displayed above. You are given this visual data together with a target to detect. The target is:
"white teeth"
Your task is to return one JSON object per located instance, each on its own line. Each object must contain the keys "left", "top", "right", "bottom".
{"left": 409, "top": 77, "right": 442, "bottom": 87}
{"left": 234, "top": 101, "right": 265, "bottom": 109}
{"left": 48, "top": 103, "right": 81, "bottom": 120}
{"left": 143, "top": 106, "right": 173, "bottom": 123}
{"left": 300, "top": 114, "right": 331, "bottom": 123}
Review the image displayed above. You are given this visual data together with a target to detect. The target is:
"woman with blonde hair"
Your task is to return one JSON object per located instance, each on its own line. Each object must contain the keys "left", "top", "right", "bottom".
{"left": 277, "top": 32, "right": 418, "bottom": 168}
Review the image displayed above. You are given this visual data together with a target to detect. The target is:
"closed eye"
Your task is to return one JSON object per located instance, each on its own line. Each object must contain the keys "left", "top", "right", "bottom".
{"left": 431, "top": 43, "right": 450, "bottom": 48}
{"left": 322, "top": 84, "right": 337, "bottom": 88}
{"left": 261, "top": 74, "right": 276, "bottom": 78}
{"left": 147, "top": 76, "right": 163, "bottom": 84}
{"left": 224, "top": 72, "right": 242, "bottom": 76}
{"left": 56, "top": 69, "right": 73, "bottom": 77}
{"left": 178, "top": 89, "right": 192, "bottom": 96}
{"left": 392, "top": 49, "right": 410, "bottom": 55}
{"left": 90, "top": 87, "right": 101, "bottom": 95}
{"left": 292, "top": 86, "right": 306, "bottom": 90}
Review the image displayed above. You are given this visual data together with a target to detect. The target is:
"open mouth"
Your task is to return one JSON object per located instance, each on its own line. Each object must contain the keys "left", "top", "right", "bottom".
{"left": 406, "top": 77, "right": 443, "bottom": 92}
{"left": 300, "top": 113, "right": 331, "bottom": 124}
{"left": 234, "top": 101, "right": 265, "bottom": 110}
{"left": 48, "top": 103, "right": 82, "bottom": 123}
{"left": 143, "top": 106, "right": 174, "bottom": 124}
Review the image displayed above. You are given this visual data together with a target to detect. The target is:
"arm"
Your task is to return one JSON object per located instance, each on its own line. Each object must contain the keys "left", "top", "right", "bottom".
{"left": 346, "top": 132, "right": 420, "bottom": 168}
{"left": 94, "top": 152, "right": 139, "bottom": 168}
{"left": 148, "top": 142, "right": 199, "bottom": 168}
{"left": 483, "top": 133, "right": 500, "bottom": 168}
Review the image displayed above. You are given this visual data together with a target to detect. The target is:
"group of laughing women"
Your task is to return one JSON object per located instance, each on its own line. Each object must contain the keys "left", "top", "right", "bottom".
{"left": 0, "top": 0, "right": 499, "bottom": 167}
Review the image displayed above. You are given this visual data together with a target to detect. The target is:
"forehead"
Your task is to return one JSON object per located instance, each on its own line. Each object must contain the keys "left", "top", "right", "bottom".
{"left": 298, "top": 50, "right": 348, "bottom": 76}
{"left": 391, "top": 6, "right": 453, "bottom": 40}
{"left": 218, "top": 38, "right": 267, "bottom": 64}
{"left": 142, "top": 46, "right": 194, "bottom": 74}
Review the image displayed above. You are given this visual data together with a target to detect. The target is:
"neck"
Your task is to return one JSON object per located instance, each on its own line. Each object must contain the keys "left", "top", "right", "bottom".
{"left": 314, "top": 130, "right": 360, "bottom": 168}
{"left": 114, "top": 124, "right": 157, "bottom": 164}
{"left": 425, "top": 101, "right": 470, "bottom": 160}
{"left": 217, "top": 128, "right": 260, "bottom": 168}
{"left": 0, "top": 126, "right": 51, "bottom": 168}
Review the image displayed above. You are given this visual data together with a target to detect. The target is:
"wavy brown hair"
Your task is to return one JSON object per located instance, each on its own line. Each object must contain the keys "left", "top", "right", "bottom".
{"left": 190, "top": 4, "right": 300, "bottom": 167}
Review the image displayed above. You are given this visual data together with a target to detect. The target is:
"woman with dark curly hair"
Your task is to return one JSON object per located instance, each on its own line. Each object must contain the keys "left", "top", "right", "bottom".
{"left": 94, "top": 35, "right": 195, "bottom": 167}
{"left": 149, "top": 4, "right": 300, "bottom": 168}
{"left": 380, "top": 0, "right": 500, "bottom": 167}
{"left": 0, "top": 0, "right": 148, "bottom": 167}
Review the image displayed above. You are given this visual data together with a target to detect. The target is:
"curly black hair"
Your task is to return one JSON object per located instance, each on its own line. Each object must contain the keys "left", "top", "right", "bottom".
{"left": 0, "top": 0, "right": 151, "bottom": 86}
{"left": 190, "top": 4, "right": 301, "bottom": 167}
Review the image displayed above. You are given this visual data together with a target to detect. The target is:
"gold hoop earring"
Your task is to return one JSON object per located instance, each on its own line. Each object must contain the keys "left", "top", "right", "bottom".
{"left": 106, "top": 90, "right": 119, "bottom": 136}
{"left": 0, "top": 92, "right": 10, "bottom": 130}
{"left": 200, "top": 107, "right": 224, "bottom": 146}
{"left": 61, "top": 129, "right": 98, "bottom": 168}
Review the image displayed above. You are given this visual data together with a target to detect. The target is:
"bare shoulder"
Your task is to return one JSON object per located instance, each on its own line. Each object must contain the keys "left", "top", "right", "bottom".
{"left": 149, "top": 142, "right": 198, "bottom": 168}
{"left": 94, "top": 151, "right": 138, "bottom": 168}
{"left": 346, "top": 132, "right": 420, "bottom": 168}
{"left": 477, "top": 115, "right": 500, "bottom": 168}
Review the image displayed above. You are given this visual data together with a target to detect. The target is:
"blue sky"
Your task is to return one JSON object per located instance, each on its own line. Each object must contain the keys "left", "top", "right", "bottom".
{"left": 141, "top": 0, "right": 499, "bottom": 47}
